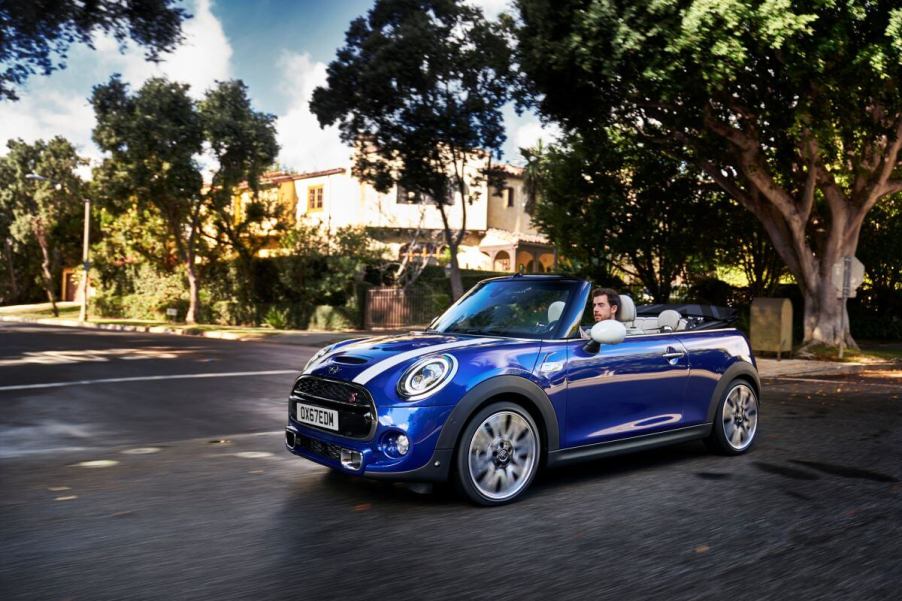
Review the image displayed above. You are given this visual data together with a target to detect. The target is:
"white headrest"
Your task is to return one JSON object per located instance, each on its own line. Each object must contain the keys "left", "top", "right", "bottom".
{"left": 658, "top": 309, "right": 682, "bottom": 331}
{"left": 617, "top": 294, "right": 636, "bottom": 323}
{"left": 547, "top": 300, "right": 565, "bottom": 323}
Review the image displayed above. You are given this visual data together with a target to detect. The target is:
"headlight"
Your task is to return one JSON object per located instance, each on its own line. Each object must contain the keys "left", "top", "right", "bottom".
{"left": 303, "top": 345, "right": 333, "bottom": 372}
{"left": 397, "top": 354, "right": 458, "bottom": 401}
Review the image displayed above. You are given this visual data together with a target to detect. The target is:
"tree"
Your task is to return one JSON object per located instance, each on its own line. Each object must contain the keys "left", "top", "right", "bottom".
{"left": 91, "top": 75, "right": 280, "bottom": 323}
{"left": 528, "top": 131, "right": 728, "bottom": 301}
{"left": 857, "top": 192, "right": 902, "bottom": 317}
{"left": 91, "top": 75, "right": 205, "bottom": 322}
{"left": 310, "top": 0, "right": 514, "bottom": 299}
{"left": 198, "top": 80, "right": 279, "bottom": 312}
{"left": 715, "top": 199, "right": 787, "bottom": 298}
{"left": 516, "top": 0, "right": 902, "bottom": 349}
{"left": 0, "top": 0, "right": 188, "bottom": 101}
{"left": 0, "top": 137, "right": 85, "bottom": 314}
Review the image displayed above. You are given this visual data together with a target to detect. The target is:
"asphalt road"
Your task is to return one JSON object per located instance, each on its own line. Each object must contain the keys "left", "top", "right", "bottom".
{"left": 1, "top": 323, "right": 901, "bottom": 601}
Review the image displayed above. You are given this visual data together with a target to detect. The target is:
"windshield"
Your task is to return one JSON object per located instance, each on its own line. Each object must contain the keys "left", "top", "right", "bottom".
{"left": 429, "top": 279, "right": 579, "bottom": 339}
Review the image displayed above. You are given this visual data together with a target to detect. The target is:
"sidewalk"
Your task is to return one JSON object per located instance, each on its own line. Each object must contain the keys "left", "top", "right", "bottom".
{"left": 755, "top": 357, "right": 896, "bottom": 379}
{"left": 0, "top": 310, "right": 407, "bottom": 348}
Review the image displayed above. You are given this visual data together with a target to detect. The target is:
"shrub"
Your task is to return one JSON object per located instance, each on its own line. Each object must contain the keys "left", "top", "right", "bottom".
{"left": 263, "top": 306, "right": 290, "bottom": 330}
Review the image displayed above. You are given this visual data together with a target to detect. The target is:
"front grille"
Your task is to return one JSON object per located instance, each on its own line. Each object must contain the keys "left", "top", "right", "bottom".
{"left": 295, "top": 433, "right": 341, "bottom": 461}
{"left": 290, "top": 376, "right": 376, "bottom": 439}
{"left": 292, "top": 377, "right": 370, "bottom": 406}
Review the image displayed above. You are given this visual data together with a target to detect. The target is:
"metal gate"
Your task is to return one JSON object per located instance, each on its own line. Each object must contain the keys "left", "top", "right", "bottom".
{"left": 365, "top": 287, "right": 437, "bottom": 329}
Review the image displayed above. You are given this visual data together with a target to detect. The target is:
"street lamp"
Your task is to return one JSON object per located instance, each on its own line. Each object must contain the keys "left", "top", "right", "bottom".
{"left": 25, "top": 173, "right": 91, "bottom": 322}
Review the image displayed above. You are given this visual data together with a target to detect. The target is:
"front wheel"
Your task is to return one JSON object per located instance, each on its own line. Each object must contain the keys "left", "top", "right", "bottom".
{"left": 454, "top": 402, "right": 541, "bottom": 506}
{"left": 705, "top": 380, "right": 759, "bottom": 455}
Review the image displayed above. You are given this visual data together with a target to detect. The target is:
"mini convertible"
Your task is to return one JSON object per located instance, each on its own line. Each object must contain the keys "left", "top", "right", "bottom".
{"left": 286, "top": 275, "right": 760, "bottom": 505}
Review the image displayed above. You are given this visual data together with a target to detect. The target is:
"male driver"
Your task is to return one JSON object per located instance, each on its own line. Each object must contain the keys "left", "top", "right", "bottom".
{"left": 581, "top": 287, "right": 620, "bottom": 338}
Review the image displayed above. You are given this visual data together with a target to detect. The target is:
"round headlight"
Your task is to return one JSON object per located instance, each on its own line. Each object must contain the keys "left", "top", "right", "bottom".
{"left": 397, "top": 354, "right": 458, "bottom": 401}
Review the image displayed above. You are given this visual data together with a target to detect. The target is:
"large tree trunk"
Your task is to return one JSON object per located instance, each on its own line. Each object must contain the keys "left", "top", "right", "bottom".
{"left": 5, "top": 239, "right": 19, "bottom": 300}
{"left": 447, "top": 243, "right": 464, "bottom": 300}
{"left": 33, "top": 220, "right": 58, "bottom": 317}
{"left": 185, "top": 260, "right": 200, "bottom": 324}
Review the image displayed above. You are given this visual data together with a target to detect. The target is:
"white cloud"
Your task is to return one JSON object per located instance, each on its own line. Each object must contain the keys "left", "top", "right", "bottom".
{"left": 514, "top": 119, "right": 561, "bottom": 151}
{"left": 0, "top": 0, "right": 232, "bottom": 162}
{"left": 466, "top": 0, "right": 512, "bottom": 20}
{"left": 274, "top": 52, "right": 351, "bottom": 172}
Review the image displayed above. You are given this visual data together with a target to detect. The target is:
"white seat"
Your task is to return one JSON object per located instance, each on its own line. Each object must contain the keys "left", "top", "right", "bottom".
{"left": 657, "top": 309, "right": 687, "bottom": 332}
{"left": 617, "top": 295, "right": 645, "bottom": 335}
{"left": 547, "top": 300, "right": 565, "bottom": 323}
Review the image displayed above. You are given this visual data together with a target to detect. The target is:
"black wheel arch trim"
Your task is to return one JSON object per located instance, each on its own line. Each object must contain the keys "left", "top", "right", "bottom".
{"left": 705, "top": 361, "right": 761, "bottom": 424}
{"left": 435, "top": 375, "right": 560, "bottom": 453}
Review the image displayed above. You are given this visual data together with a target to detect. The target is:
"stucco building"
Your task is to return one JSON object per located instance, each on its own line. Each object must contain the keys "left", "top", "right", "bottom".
{"left": 235, "top": 163, "right": 557, "bottom": 273}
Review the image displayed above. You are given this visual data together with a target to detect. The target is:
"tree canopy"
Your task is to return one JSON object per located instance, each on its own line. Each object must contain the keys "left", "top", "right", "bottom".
{"left": 0, "top": 0, "right": 188, "bottom": 100}
{"left": 516, "top": 0, "right": 902, "bottom": 347}
{"left": 91, "top": 75, "right": 277, "bottom": 323}
{"left": 528, "top": 131, "right": 730, "bottom": 302}
{"left": 310, "top": 0, "right": 514, "bottom": 299}
{"left": 0, "top": 136, "right": 86, "bottom": 313}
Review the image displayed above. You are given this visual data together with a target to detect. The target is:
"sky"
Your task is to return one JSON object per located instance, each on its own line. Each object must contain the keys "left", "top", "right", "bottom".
{"left": 0, "top": 0, "right": 558, "bottom": 175}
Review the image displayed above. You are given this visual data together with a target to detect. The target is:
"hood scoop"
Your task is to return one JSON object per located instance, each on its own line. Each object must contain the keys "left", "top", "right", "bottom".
{"left": 331, "top": 355, "right": 369, "bottom": 365}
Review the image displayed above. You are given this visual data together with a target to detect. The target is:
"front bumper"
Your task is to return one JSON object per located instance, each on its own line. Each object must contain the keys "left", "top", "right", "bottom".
{"left": 285, "top": 404, "right": 455, "bottom": 482}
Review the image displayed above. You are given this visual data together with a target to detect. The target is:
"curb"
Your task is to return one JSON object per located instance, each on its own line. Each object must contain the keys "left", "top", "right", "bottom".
{"left": 0, "top": 315, "right": 359, "bottom": 346}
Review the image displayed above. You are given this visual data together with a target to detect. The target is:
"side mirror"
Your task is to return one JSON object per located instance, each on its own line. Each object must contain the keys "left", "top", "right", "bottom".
{"left": 591, "top": 320, "right": 626, "bottom": 345}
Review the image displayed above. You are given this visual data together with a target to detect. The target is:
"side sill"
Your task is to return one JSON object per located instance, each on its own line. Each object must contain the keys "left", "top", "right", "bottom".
{"left": 546, "top": 424, "right": 712, "bottom": 469}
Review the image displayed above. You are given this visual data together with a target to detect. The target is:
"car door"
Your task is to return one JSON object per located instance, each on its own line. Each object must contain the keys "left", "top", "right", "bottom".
{"left": 563, "top": 333, "right": 690, "bottom": 448}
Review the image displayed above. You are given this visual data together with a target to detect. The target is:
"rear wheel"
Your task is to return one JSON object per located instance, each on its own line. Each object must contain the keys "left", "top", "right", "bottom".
{"left": 705, "top": 380, "right": 759, "bottom": 455}
{"left": 454, "top": 402, "right": 540, "bottom": 506}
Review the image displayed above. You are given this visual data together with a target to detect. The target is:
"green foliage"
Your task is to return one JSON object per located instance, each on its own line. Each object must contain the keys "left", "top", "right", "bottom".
{"left": 857, "top": 193, "right": 902, "bottom": 316}
{"left": 0, "top": 137, "right": 87, "bottom": 309}
{"left": 275, "top": 224, "right": 377, "bottom": 326}
{"left": 516, "top": 0, "right": 902, "bottom": 345}
{"left": 198, "top": 80, "right": 280, "bottom": 308}
{"left": 527, "top": 131, "right": 730, "bottom": 301}
{"left": 310, "top": 0, "right": 515, "bottom": 299}
{"left": 93, "top": 263, "right": 186, "bottom": 320}
{"left": 263, "top": 306, "right": 290, "bottom": 330}
{"left": 0, "top": 0, "right": 188, "bottom": 101}
{"left": 90, "top": 74, "right": 279, "bottom": 323}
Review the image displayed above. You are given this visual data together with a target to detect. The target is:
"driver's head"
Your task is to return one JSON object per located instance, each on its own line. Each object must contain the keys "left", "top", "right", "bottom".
{"left": 592, "top": 287, "right": 620, "bottom": 322}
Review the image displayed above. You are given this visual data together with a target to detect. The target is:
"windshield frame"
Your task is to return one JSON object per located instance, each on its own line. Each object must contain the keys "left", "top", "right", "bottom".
{"left": 427, "top": 277, "right": 588, "bottom": 340}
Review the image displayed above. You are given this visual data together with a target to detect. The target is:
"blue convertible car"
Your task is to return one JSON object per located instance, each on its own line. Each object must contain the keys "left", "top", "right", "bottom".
{"left": 286, "top": 275, "right": 760, "bottom": 505}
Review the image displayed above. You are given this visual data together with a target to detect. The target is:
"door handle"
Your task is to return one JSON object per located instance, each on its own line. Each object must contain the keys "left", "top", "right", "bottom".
{"left": 662, "top": 350, "right": 685, "bottom": 359}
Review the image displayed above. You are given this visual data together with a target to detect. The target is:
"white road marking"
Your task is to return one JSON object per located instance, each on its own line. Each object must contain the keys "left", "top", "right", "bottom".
{"left": 352, "top": 337, "right": 494, "bottom": 384}
{"left": 0, "top": 370, "right": 297, "bottom": 392}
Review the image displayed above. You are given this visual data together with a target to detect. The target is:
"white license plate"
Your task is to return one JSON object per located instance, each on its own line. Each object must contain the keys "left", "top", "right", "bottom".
{"left": 296, "top": 403, "right": 339, "bottom": 431}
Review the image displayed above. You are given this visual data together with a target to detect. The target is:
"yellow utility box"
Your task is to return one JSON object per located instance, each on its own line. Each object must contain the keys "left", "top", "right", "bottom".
{"left": 750, "top": 298, "right": 793, "bottom": 358}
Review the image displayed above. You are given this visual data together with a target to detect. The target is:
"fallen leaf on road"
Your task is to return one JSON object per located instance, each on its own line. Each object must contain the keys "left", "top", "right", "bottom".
{"left": 354, "top": 503, "right": 372, "bottom": 512}
{"left": 48, "top": 486, "right": 70, "bottom": 492}
{"left": 55, "top": 495, "right": 77, "bottom": 501}
{"left": 693, "top": 545, "right": 710, "bottom": 554}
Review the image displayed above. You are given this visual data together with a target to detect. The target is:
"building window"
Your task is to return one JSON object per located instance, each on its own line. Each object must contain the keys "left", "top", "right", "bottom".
{"left": 503, "top": 186, "right": 515, "bottom": 207}
{"left": 308, "top": 185, "right": 324, "bottom": 211}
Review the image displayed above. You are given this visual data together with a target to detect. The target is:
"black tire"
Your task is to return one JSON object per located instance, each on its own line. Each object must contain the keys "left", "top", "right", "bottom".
{"left": 705, "top": 379, "right": 759, "bottom": 455}
{"left": 453, "top": 401, "right": 541, "bottom": 506}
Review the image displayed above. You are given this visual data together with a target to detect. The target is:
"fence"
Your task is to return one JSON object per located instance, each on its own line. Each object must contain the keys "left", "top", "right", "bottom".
{"left": 365, "top": 287, "right": 439, "bottom": 329}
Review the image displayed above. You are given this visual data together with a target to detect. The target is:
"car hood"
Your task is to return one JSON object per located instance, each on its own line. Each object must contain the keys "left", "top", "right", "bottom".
{"left": 303, "top": 333, "right": 497, "bottom": 382}
{"left": 302, "top": 332, "right": 544, "bottom": 403}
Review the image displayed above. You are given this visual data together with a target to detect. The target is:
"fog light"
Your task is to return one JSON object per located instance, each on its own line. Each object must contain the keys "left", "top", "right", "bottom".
{"left": 340, "top": 448, "right": 362, "bottom": 471}
{"left": 396, "top": 434, "right": 410, "bottom": 456}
